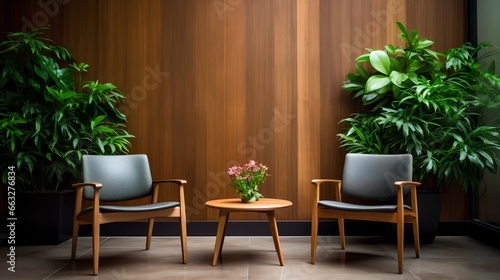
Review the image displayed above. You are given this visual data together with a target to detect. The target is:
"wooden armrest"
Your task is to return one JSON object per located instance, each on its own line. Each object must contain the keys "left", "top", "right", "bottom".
{"left": 153, "top": 179, "right": 187, "bottom": 186}
{"left": 394, "top": 181, "right": 421, "bottom": 189}
{"left": 395, "top": 181, "right": 421, "bottom": 210}
{"left": 72, "top": 182, "right": 102, "bottom": 190}
{"left": 151, "top": 179, "right": 187, "bottom": 204}
{"left": 72, "top": 182, "right": 102, "bottom": 215}
{"left": 311, "top": 179, "right": 342, "bottom": 203}
{"left": 311, "top": 179, "right": 341, "bottom": 185}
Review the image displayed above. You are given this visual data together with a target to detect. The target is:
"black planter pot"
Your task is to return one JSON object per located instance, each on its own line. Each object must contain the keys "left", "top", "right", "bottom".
{"left": 15, "top": 190, "right": 75, "bottom": 245}
{"left": 415, "top": 191, "right": 442, "bottom": 244}
{"left": 392, "top": 191, "right": 443, "bottom": 244}
{"left": 401, "top": 191, "right": 443, "bottom": 244}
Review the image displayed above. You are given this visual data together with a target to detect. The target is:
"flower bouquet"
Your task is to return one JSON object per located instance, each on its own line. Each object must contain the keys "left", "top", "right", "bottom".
{"left": 227, "top": 160, "right": 269, "bottom": 202}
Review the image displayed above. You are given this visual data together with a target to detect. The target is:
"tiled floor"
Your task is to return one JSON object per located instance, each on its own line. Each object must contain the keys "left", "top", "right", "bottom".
{"left": 2, "top": 235, "right": 500, "bottom": 279}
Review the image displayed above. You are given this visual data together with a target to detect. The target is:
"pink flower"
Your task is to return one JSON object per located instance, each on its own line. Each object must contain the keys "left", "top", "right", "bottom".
{"left": 227, "top": 160, "right": 269, "bottom": 182}
{"left": 227, "top": 166, "right": 240, "bottom": 176}
{"left": 227, "top": 160, "right": 270, "bottom": 201}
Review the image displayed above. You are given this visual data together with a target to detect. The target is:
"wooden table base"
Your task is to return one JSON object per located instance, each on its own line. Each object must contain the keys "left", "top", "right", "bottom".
{"left": 205, "top": 198, "right": 293, "bottom": 266}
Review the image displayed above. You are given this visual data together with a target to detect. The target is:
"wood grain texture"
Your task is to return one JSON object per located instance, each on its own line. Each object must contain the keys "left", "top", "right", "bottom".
{"left": 0, "top": 0, "right": 468, "bottom": 222}
{"left": 297, "top": 0, "right": 321, "bottom": 220}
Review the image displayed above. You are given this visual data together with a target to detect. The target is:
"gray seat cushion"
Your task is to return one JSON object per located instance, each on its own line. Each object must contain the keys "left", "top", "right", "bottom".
{"left": 81, "top": 201, "right": 180, "bottom": 213}
{"left": 318, "top": 200, "right": 411, "bottom": 212}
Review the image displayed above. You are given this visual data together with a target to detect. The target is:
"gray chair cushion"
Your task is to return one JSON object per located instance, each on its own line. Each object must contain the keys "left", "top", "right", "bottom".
{"left": 318, "top": 200, "right": 411, "bottom": 212}
{"left": 81, "top": 201, "right": 180, "bottom": 213}
{"left": 82, "top": 154, "right": 153, "bottom": 202}
{"left": 341, "top": 153, "right": 413, "bottom": 201}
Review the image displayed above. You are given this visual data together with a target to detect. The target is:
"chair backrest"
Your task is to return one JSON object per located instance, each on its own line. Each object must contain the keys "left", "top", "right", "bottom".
{"left": 341, "top": 153, "right": 413, "bottom": 202}
{"left": 81, "top": 154, "right": 153, "bottom": 202}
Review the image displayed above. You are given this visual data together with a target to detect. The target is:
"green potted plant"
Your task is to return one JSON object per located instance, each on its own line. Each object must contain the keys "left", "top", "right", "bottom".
{"left": 0, "top": 27, "right": 134, "bottom": 244}
{"left": 227, "top": 160, "right": 269, "bottom": 202}
{"left": 338, "top": 22, "right": 500, "bottom": 242}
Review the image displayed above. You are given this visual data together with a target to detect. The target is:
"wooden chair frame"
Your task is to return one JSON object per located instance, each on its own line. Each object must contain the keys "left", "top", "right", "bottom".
{"left": 71, "top": 179, "right": 187, "bottom": 276}
{"left": 310, "top": 178, "right": 421, "bottom": 274}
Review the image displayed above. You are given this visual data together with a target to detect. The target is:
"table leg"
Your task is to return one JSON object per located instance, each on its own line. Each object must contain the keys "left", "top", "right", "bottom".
{"left": 212, "top": 210, "right": 230, "bottom": 266}
{"left": 266, "top": 210, "right": 284, "bottom": 266}
{"left": 219, "top": 210, "right": 230, "bottom": 256}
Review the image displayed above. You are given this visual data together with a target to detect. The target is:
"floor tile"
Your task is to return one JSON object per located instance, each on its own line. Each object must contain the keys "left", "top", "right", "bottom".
{"left": 1, "top": 235, "right": 500, "bottom": 279}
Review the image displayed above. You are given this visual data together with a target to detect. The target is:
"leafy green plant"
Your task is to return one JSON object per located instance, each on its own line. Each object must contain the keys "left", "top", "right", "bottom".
{"left": 0, "top": 27, "right": 134, "bottom": 192}
{"left": 338, "top": 22, "right": 500, "bottom": 191}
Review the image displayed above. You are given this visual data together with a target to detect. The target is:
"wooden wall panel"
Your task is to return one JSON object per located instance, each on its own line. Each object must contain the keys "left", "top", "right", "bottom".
{"left": 59, "top": 0, "right": 100, "bottom": 73}
{"left": 407, "top": 0, "right": 467, "bottom": 52}
{"left": 221, "top": 0, "right": 247, "bottom": 209}
{"left": 318, "top": 0, "right": 352, "bottom": 203}
{"left": 273, "top": 0, "right": 298, "bottom": 220}
{"left": 0, "top": 0, "right": 468, "bottom": 222}
{"left": 192, "top": 0, "right": 220, "bottom": 221}
{"left": 297, "top": 0, "right": 321, "bottom": 220}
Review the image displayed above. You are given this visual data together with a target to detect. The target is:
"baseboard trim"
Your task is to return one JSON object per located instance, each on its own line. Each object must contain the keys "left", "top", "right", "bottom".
{"left": 78, "top": 220, "right": 468, "bottom": 237}
{"left": 468, "top": 220, "right": 500, "bottom": 250}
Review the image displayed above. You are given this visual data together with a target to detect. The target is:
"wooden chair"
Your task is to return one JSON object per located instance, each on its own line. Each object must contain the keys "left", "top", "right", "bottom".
{"left": 310, "top": 153, "right": 421, "bottom": 274}
{"left": 71, "top": 154, "right": 187, "bottom": 275}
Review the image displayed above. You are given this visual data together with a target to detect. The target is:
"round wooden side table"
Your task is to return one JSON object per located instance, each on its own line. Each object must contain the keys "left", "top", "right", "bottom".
{"left": 205, "top": 198, "right": 293, "bottom": 266}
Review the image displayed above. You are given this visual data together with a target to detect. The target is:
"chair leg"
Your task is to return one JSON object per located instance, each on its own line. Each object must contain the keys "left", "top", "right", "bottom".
{"left": 92, "top": 222, "right": 100, "bottom": 276}
{"left": 397, "top": 220, "right": 404, "bottom": 274}
{"left": 412, "top": 220, "right": 420, "bottom": 258}
{"left": 310, "top": 209, "right": 318, "bottom": 264}
{"left": 146, "top": 218, "right": 154, "bottom": 250}
{"left": 180, "top": 209, "right": 187, "bottom": 264}
{"left": 71, "top": 221, "right": 79, "bottom": 259}
{"left": 338, "top": 218, "right": 346, "bottom": 250}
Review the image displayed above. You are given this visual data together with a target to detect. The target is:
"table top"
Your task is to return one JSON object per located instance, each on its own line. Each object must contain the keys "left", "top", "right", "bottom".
{"left": 205, "top": 198, "right": 293, "bottom": 211}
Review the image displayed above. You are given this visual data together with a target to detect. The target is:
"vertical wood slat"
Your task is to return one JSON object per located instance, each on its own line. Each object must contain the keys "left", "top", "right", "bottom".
{"left": 221, "top": 0, "right": 248, "bottom": 220}
{"left": 227, "top": 0, "right": 281, "bottom": 221}
{"left": 297, "top": 0, "right": 321, "bottom": 219}
{"left": 273, "top": 0, "right": 298, "bottom": 219}
{"left": 318, "top": 0, "right": 352, "bottom": 204}
{"left": 199, "top": 0, "right": 226, "bottom": 220}
{"left": 0, "top": 0, "right": 468, "bottom": 222}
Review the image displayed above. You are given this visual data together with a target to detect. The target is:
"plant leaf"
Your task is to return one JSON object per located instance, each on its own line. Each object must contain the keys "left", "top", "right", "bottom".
{"left": 389, "top": 71, "right": 408, "bottom": 88}
{"left": 369, "top": 50, "right": 391, "bottom": 75}
{"left": 365, "top": 75, "right": 391, "bottom": 92}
